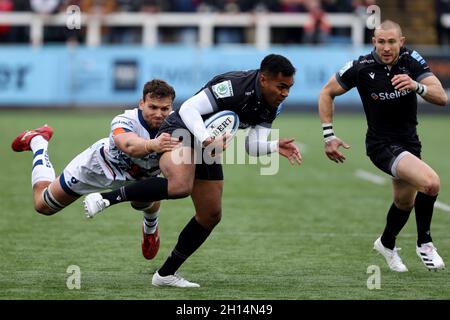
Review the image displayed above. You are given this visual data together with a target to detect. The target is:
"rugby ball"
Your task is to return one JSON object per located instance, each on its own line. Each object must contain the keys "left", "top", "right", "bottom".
{"left": 204, "top": 110, "right": 239, "bottom": 138}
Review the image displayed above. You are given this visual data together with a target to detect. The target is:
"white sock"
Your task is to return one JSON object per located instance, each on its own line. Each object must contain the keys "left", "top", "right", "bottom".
{"left": 143, "top": 210, "right": 159, "bottom": 235}
{"left": 30, "top": 136, "right": 55, "bottom": 186}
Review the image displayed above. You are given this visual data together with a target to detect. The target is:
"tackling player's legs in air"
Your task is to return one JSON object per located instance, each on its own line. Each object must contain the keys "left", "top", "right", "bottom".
{"left": 11, "top": 125, "right": 78, "bottom": 214}
{"left": 11, "top": 79, "right": 178, "bottom": 261}
{"left": 11, "top": 126, "right": 161, "bottom": 260}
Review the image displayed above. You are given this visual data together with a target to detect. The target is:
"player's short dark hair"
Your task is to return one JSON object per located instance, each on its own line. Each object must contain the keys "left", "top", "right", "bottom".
{"left": 260, "top": 54, "right": 296, "bottom": 77}
{"left": 143, "top": 79, "right": 176, "bottom": 101}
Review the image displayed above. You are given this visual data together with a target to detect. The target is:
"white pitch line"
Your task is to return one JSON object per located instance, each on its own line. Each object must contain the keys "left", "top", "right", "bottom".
{"left": 435, "top": 201, "right": 450, "bottom": 212}
{"left": 355, "top": 169, "right": 450, "bottom": 213}
{"left": 355, "top": 169, "right": 387, "bottom": 185}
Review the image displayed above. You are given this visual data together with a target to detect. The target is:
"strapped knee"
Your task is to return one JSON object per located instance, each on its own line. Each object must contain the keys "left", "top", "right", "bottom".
{"left": 41, "top": 187, "right": 65, "bottom": 213}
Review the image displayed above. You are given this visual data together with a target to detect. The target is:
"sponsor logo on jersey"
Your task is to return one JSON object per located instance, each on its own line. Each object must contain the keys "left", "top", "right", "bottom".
{"left": 411, "top": 50, "right": 426, "bottom": 65}
{"left": 371, "top": 89, "right": 412, "bottom": 101}
{"left": 111, "top": 119, "right": 134, "bottom": 129}
{"left": 359, "top": 59, "right": 375, "bottom": 64}
{"left": 369, "top": 72, "right": 375, "bottom": 79}
{"left": 212, "top": 80, "right": 234, "bottom": 99}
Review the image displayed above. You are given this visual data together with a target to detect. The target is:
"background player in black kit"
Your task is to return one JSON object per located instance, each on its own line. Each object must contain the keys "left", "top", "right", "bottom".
{"left": 84, "top": 54, "right": 302, "bottom": 287}
{"left": 318, "top": 20, "right": 448, "bottom": 273}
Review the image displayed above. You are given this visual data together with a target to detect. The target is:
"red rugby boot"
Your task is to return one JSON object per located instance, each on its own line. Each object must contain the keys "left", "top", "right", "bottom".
{"left": 11, "top": 125, "right": 53, "bottom": 152}
{"left": 142, "top": 226, "right": 160, "bottom": 260}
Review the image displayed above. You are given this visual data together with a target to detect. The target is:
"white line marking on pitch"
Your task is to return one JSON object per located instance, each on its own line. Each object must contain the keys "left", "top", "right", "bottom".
{"left": 435, "top": 201, "right": 450, "bottom": 212}
{"left": 355, "top": 169, "right": 387, "bottom": 185}
{"left": 355, "top": 169, "right": 450, "bottom": 213}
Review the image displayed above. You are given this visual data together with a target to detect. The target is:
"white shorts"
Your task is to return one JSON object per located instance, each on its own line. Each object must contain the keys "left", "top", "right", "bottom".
{"left": 60, "top": 139, "right": 137, "bottom": 196}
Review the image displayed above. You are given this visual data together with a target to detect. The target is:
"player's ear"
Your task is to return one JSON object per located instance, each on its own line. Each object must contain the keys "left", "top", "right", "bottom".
{"left": 371, "top": 36, "right": 376, "bottom": 46}
{"left": 260, "top": 73, "right": 268, "bottom": 88}
{"left": 138, "top": 98, "right": 144, "bottom": 109}
{"left": 400, "top": 36, "right": 405, "bottom": 46}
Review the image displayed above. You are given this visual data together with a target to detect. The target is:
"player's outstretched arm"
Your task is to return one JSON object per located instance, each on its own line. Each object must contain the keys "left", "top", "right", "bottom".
{"left": 245, "top": 125, "right": 277, "bottom": 156}
{"left": 391, "top": 74, "right": 448, "bottom": 106}
{"left": 114, "top": 132, "right": 179, "bottom": 158}
{"left": 318, "top": 75, "right": 350, "bottom": 164}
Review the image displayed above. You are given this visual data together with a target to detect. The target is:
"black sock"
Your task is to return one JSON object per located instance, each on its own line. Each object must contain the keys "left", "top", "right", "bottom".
{"left": 158, "top": 217, "right": 212, "bottom": 276}
{"left": 415, "top": 192, "right": 437, "bottom": 246}
{"left": 380, "top": 203, "right": 412, "bottom": 249}
{"left": 101, "top": 177, "right": 168, "bottom": 206}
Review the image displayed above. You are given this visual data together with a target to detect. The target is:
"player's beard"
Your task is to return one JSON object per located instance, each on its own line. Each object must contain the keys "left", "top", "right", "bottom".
{"left": 150, "top": 119, "right": 163, "bottom": 129}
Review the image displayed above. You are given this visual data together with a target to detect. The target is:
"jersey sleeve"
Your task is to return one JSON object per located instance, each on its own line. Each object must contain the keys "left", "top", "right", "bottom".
{"left": 335, "top": 60, "right": 358, "bottom": 90}
{"left": 110, "top": 114, "right": 135, "bottom": 136}
{"left": 245, "top": 125, "right": 277, "bottom": 156}
{"left": 409, "top": 50, "right": 434, "bottom": 82}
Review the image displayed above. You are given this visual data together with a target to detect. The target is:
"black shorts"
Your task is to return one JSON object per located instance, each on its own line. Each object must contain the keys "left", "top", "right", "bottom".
{"left": 366, "top": 134, "right": 422, "bottom": 177}
{"left": 158, "top": 112, "right": 224, "bottom": 181}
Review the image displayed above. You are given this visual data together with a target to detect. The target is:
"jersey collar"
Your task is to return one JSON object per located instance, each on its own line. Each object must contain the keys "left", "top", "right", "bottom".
{"left": 371, "top": 49, "right": 383, "bottom": 64}
{"left": 138, "top": 109, "right": 158, "bottom": 138}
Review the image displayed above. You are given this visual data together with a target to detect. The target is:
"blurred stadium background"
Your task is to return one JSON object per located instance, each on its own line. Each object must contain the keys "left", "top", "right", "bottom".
{"left": 1, "top": 0, "right": 450, "bottom": 300}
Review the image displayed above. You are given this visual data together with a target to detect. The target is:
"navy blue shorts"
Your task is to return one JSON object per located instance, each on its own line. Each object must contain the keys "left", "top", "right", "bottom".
{"left": 158, "top": 112, "right": 224, "bottom": 181}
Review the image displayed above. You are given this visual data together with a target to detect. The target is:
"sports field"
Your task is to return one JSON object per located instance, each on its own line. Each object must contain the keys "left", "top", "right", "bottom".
{"left": 1, "top": 110, "right": 449, "bottom": 300}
